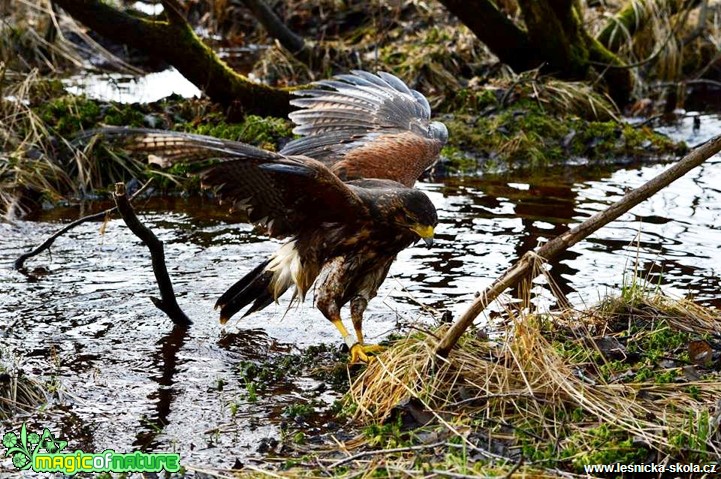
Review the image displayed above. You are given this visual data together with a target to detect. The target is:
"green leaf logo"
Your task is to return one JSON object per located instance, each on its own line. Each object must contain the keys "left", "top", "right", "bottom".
{"left": 2, "top": 424, "right": 67, "bottom": 470}
{"left": 3, "top": 425, "right": 32, "bottom": 471}
{"left": 2, "top": 432, "right": 18, "bottom": 448}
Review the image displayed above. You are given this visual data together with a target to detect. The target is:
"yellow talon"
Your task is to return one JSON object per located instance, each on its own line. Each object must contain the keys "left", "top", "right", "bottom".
{"left": 349, "top": 343, "right": 384, "bottom": 363}
{"left": 349, "top": 343, "right": 370, "bottom": 363}
{"left": 361, "top": 343, "right": 385, "bottom": 354}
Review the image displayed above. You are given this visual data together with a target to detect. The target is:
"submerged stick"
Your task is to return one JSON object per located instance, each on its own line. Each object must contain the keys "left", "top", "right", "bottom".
{"left": 14, "top": 180, "right": 153, "bottom": 270}
{"left": 436, "top": 134, "right": 721, "bottom": 358}
{"left": 113, "top": 182, "right": 192, "bottom": 326}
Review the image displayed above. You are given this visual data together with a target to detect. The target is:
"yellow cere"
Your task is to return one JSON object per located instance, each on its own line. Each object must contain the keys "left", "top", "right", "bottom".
{"left": 411, "top": 224, "right": 434, "bottom": 238}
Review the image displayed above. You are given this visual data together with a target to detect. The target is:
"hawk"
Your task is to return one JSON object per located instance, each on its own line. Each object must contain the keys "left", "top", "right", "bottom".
{"left": 95, "top": 71, "right": 448, "bottom": 362}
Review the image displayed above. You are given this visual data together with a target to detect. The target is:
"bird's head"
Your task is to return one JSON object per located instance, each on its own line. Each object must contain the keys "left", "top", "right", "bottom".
{"left": 394, "top": 189, "right": 438, "bottom": 248}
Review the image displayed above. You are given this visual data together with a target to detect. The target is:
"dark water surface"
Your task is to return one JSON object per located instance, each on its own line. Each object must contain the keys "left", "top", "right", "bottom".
{"left": 1, "top": 114, "right": 720, "bottom": 471}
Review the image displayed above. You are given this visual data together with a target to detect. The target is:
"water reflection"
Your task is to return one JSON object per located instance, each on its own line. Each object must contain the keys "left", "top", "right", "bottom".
{"left": 134, "top": 324, "right": 189, "bottom": 451}
{"left": 63, "top": 68, "right": 201, "bottom": 103}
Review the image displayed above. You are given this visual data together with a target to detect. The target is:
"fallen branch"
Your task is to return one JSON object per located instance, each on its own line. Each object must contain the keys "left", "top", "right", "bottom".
{"left": 14, "top": 179, "right": 153, "bottom": 271}
{"left": 112, "top": 182, "right": 191, "bottom": 326}
{"left": 435, "top": 133, "right": 721, "bottom": 358}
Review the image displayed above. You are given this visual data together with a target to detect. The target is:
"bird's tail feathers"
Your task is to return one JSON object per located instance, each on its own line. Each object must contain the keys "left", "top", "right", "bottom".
{"left": 216, "top": 259, "right": 276, "bottom": 323}
{"left": 217, "top": 241, "right": 302, "bottom": 323}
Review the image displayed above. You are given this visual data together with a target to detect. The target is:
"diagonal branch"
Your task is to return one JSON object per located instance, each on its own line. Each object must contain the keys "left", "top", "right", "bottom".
{"left": 436, "top": 134, "right": 721, "bottom": 358}
{"left": 113, "top": 182, "right": 192, "bottom": 326}
{"left": 237, "top": 0, "right": 352, "bottom": 69}
{"left": 14, "top": 179, "right": 154, "bottom": 271}
{"left": 240, "top": 0, "right": 308, "bottom": 56}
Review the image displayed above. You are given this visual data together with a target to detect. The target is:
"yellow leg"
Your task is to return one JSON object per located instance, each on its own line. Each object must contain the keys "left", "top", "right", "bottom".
{"left": 350, "top": 297, "right": 385, "bottom": 358}
{"left": 330, "top": 317, "right": 370, "bottom": 363}
{"left": 350, "top": 323, "right": 384, "bottom": 355}
{"left": 353, "top": 323, "right": 364, "bottom": 345}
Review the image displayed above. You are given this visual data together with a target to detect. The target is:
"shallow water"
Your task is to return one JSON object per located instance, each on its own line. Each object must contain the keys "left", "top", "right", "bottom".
{"left": 63, "top": 68, "right": 202, "bottom": 104}
{"left": 1, "top": 114, "right": 720, "bottom": 472}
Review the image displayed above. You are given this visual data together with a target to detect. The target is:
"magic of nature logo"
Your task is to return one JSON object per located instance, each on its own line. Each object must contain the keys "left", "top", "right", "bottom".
{"left": 3, "top": 423, "right": 180, "bottom": 474}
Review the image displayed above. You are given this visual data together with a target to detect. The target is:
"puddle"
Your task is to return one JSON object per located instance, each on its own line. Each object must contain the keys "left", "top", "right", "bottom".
{"left": 63, "top": 68, "right": 201, "bottom": 104}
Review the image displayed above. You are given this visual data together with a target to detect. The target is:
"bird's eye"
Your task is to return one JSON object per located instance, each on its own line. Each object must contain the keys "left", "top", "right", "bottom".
{"left": 396, "top": 212, "right": 412, "bottom": 224}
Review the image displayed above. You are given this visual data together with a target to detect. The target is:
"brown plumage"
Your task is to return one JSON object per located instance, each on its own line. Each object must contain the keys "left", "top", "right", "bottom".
{"left": 281, "top": 70, "right": 448, "bottom": 186}
{"left": 88, "top": 71, "right": 447, "bottom": 362}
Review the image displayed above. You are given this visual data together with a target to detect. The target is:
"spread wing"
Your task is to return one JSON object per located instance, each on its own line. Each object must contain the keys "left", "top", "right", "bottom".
{"left": 199, "top": 154, "right": 369, "bottom": 238}
{"left": 280, "top": 70, "right": 448, "bottom": 187}
{"left": 77, "top": 127, "right": 269, "bottom": 165}
{"left": 85, "top": 128, "right": 368, "bottom": 238}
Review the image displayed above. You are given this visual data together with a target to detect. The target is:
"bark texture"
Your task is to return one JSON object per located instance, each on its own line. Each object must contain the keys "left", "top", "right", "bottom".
{"left": 439, "top": 0, "right": 634, "bottom": 105}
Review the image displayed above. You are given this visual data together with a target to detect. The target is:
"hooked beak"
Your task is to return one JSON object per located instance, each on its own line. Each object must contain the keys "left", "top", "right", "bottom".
{"left": 411, "top": 224, "right": 435, "bottom": 248}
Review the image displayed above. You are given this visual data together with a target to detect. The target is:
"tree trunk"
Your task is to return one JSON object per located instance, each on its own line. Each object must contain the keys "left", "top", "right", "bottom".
{"left": 440, "top": 0, "right": 633, "bottom": 106}
{"left": 518, "top": 0, "right": 585, "bottom": 76}
{"left": 437, "top": 0, "right": 536, "bottom": 72}
{"left": 53, "top": 0, "right": 292, "bottom": 118}
{"left": 519, "top": 0, "right": 632, "bottom": 105}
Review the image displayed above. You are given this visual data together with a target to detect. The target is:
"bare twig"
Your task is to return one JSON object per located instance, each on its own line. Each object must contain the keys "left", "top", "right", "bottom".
{"left": 502, "top": 458, "right": 524, "bottom": 479}
{"left": 239, "top": 0, "right": 308, "bottom": 56}
{"left": 112, "top": 182, "right": 192, "bottom": 326}
{"left": 14, "top": 179, "right": 153, "bottom": 270}
{"left": 436, "top": 133, "right": 721, "bottom": 357}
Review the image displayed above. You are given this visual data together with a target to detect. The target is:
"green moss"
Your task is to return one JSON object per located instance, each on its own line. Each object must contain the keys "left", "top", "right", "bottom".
{"left": 235, "top": 342, "right": 352, "bottom": 407}
{"left": 184, "top": 114, "right": 293, "bottom": 151}
{"left": 598, "top": 359, "right": 627, "bottom": 382}
{"left": 34, "top": 94, "right": 161, "bottom": 137}
{"left": 283, "top": 402, "right": 314, "bottom": 419}
{"left": 441, "top": 101, "right": 686, "bottom": 175}
{"left": 244, "top": 380, "right": 258, "bottom": 403}
{"left": 292, "top": 431, "right": 306, "bottom": 444}
{"left": 553, "top": 338, "right": 600, "bottom": 364}
{"left": 362, "top": 416, "right": 409, "bottom": 448}
{"left": 625, "top": 320, "right": 690, "bottom": 365}
{"left": 570, "top": 425, "right": 649, "bottom": 471}
{"left": 102, "top": 104, "right": 148, "bottom": 127}
{"left": 38, "top": 96, "right": 102, "bottom": 136}
{"left": 669, "top": 411, "right": 712, "bottom": 463}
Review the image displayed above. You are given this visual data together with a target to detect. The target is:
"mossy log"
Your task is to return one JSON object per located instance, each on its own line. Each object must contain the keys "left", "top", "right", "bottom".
{"left": 53, "top": 0, "right": 292, "bottom": 118}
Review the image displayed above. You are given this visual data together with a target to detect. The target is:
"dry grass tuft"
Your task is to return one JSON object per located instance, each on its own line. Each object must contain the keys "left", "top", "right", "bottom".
{"left": 0, "top": 69, "right": 73, "bottom": 217}
{"left": 346, "top": 288, "right": 721, "bottom": 475}
{"left": 535, "top": 79, "right": 620, "bottom": 121}
{"left": 0, "top": 69, "right": 147, "bottom": 217}
{"left": 1, "top": 0, "right": 82, "bottom": 73}
{"left": 0, "top": 350, "right": 49, "bottom": 421}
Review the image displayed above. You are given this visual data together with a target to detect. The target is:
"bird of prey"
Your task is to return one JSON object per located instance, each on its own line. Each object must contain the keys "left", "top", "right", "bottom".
{"left": 95, "top": 71, "right": 448, "bottom": 362}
